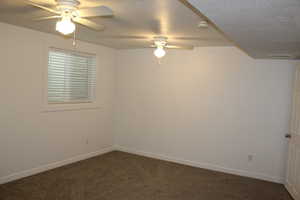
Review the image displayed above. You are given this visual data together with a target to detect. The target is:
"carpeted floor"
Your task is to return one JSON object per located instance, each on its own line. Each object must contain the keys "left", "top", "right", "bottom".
{"left": 0, "top": 151, "right": 293, "bottom": 200}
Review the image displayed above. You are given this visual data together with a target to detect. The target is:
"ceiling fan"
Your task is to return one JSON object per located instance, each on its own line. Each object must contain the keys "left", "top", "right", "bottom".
{"left": 96, "top": 35, "right": 223, "bottom": 58}
{"left": 26, "top": 0, "right": 113, "bottom": 35}
{"left": 151, "top": 36, "right": 193, "bottom": 58}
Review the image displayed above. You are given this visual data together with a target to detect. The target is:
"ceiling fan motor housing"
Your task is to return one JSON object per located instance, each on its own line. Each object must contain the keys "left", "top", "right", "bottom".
{"left": 56, "top": 0, "right": 80, "bottom": 17}
{"left": 56, "top": 0, "right": 80, "bottom": 7}
{"left": 154, "top": 36, "right": 168, "bottom": 48}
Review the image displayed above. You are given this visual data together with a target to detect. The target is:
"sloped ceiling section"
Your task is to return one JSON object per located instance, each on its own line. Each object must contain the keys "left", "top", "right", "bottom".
{"left": 187, "top": 0, "right": 300, "bottom": 59}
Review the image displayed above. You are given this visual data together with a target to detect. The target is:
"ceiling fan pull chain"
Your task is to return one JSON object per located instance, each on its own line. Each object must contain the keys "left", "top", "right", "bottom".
{"left": 158, "top": 58, "right": 162, "bottom": 65}
{"left": 72, "top": 29, "right": 76, "bottom": 47}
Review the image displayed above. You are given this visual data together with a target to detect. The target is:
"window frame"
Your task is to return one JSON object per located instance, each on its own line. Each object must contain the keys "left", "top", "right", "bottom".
{"left": 47, "top": 48, "right": 96, "bottom": 104}
{"left": 42, "top": 46, "right": 101, "bottom": 112}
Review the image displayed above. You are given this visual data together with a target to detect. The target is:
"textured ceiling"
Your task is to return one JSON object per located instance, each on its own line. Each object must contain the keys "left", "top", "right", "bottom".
{"left": 187, "top": 0, "right": 300, "bottom": 59}
{"left": 0, "top": 0, "right": 232, "bottom": 49}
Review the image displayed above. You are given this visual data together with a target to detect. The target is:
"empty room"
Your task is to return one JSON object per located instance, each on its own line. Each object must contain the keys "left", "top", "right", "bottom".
{"left": 1, "top": 0, "right": 300, "bottom": 199}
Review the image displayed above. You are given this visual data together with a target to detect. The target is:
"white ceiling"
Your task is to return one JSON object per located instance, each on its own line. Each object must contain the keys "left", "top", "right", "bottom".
{"left": 187, "top": 0, "right": 300, "bottom": 59}
{"left": 0, "top": 0, "right": 232, "bottom": 49}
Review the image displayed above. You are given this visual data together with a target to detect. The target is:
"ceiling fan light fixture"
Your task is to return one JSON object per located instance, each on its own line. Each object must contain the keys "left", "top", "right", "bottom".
{"left": 56, "top": 16, "right": 76, "bottom": 35}
{"left": 154, "top": 46, "right": 166, "bottom": 58}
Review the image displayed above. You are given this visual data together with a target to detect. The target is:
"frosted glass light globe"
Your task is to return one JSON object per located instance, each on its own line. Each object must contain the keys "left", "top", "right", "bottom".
{"left": 154, "top": 47, "right": 166, "bottom": 58}
{"left": 56, "top": 18, "right": 76, "bottom": 35}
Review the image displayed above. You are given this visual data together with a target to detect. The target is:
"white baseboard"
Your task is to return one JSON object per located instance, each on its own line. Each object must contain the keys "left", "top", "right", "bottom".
{"left": 0, "top": 146, "right": 114, "bottom": 185}
{"left": 114, "top": 145, "right": 284, "bottom": 184}
{"left": 0, "top": 145, "right": 284, "bottom": 185}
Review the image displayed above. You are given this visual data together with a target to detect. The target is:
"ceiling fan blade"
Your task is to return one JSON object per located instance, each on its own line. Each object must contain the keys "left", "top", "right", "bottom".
{"left": 165, "top": 45, "right": 194, "bottom": 50}
{"left": 73, "top": 18, "right": 105, "bottom": 31}
{"left": 34, "top": 15, "right": 61, "bottom": 21}
{"left": 78, "top": 6, "right": 113, "bottom": 18}
{"left": 26, "top": 1, "right": 60, "bottom": 14}
{"left": 172, "top": 37, "right": 222, "bottom": 41}
{"left": 98, "top": 35, "right": 150, "bottom": 40}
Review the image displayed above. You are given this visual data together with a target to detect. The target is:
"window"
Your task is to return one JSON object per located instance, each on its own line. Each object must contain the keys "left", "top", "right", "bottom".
{"left": 48, "top": 48, "right": 96, "bottom": 104}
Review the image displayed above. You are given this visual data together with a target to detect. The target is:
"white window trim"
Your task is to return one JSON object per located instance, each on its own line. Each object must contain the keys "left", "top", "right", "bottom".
{"left": 41, "top": 46, "right": 102, "bottom": 112}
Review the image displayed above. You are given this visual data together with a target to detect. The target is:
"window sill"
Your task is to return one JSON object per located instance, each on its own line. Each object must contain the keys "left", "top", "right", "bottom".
{"left": 41, "top": 103, "right": 102, "bottom": 113}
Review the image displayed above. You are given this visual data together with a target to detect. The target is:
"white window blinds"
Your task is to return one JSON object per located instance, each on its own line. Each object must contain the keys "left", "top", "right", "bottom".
{"left": 48, "top": 48, "right": 96, "bottom": 103}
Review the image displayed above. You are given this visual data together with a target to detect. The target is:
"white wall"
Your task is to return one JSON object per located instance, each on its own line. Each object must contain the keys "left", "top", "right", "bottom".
{"left": 114, "top": 47, "right": 297, "bottom": 183}
{"left": 0, "top": 21, "right": 297, "bottom": 184}
{"left": 0, "top": 22, "right": 115, "bottom": 183}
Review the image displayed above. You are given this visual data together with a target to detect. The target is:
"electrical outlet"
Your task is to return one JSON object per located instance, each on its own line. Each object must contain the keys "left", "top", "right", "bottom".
{"left": 248, "top": 155, "right": 253, "bottom": 162}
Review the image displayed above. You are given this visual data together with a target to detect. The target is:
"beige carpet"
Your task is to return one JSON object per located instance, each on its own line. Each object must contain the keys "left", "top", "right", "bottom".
{"left": 0, "top": 151, "right": 293, "bottom": 200}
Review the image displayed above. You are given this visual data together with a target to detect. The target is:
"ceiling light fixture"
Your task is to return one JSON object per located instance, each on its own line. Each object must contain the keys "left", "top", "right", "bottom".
{"left": 56, "top": 16, "right": 76, "bottom": 35}
{"left": 153, "top": 37, "right": 168, "bottom": 58}
{"left": 154, "top": 46, "right": 166, "bottom": 58}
